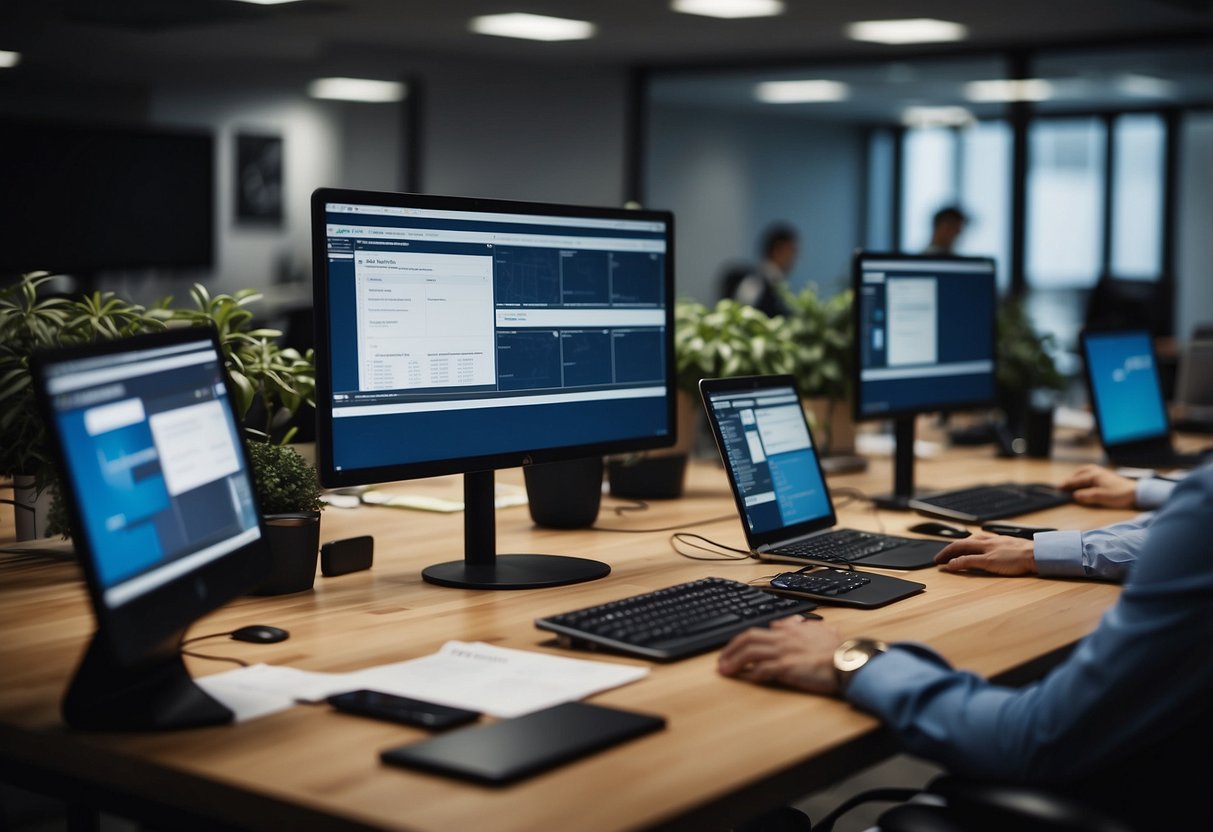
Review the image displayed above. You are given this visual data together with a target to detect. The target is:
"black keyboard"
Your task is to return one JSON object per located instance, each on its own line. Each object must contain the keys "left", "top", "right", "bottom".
{"left": 909, "top": 482, "right": 1070, "bottom": 523}
{"left": 771, "top": 529, "right": 901, "bottom": 564}
{"left": 771, "top": 569, "right": 871, "bottom": 596}
{"left": 535, "top": 577, "right": 817, "bottom": 661}
{"left": 768, "top": 567, "right": 926, "bottom": 608}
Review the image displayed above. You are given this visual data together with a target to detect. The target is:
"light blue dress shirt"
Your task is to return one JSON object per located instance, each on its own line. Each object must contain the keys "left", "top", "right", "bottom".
{"left": 1032, "top": 476, "right": 1176, "bottom": 581}
{"left": 845, "top": 465, "right": 1213, "bottom": 783}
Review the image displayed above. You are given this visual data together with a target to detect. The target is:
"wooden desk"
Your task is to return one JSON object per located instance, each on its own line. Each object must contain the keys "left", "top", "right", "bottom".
{"left": 0, "top": 445, "right": 1133, "bottom": 832}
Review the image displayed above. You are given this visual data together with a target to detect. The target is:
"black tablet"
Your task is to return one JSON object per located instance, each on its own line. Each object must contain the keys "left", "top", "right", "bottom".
{"left": 379, "top": 701, "right": 665, "bottom": 786}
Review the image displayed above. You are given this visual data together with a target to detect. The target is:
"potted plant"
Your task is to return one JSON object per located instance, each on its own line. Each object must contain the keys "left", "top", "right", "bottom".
{"left": 783, "top": 285, "right": 856, "bottom": 457}
{"left": 996, "top": 296, "right": 1066, "bottom": 455}
{"left": 245, "top": 439, "right": 325, "bottom": 595}
{"left": 609, "top": 298, "right": 797, "bottom": 498}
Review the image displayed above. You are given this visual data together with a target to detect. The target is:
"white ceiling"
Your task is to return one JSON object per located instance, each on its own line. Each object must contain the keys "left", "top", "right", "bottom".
{"left": 1, "top": 0, "right": 1210, "bottom": 91}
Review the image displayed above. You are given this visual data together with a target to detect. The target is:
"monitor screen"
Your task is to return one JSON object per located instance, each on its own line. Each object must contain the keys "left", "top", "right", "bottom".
{"left": 854, "top": 253, "right": 997, "bottom": 421}
{"left": 0, "top": 118, "right": 214, "bottom": 275}
{"left": 311, "top": 188, "right": 675, "bottom": 588}
{"left": 32, "top": 327, "right": 270, "bottom": 729}
{"left": 1081, "top": 329, "right": 1169, "bottom": 446}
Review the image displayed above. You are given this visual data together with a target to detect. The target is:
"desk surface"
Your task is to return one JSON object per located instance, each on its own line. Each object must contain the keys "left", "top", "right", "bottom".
{"left": 0, "top": 433, "right": 1139, "bottom": 832}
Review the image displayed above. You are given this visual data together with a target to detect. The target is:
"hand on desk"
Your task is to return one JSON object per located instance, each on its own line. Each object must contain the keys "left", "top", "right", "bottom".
{"left": 1057, "top": 464, "right": 1137, "bottom": 509}
{"left": 934, "top": 533, "right": 1036, "bottom": 576}
{"left": 717, "top": 616, "right": 842, "bottom": 696}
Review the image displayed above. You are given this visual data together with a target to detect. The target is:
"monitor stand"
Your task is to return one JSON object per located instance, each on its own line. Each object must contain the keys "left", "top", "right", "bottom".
{"left": 62, "top": 631, "right": 234, "bottom": 731}
{"left": 871, "top": 417, "right": 920, "bottom": 511}
{"left": 421, "top": 470, "right": 611, "bottom": 590}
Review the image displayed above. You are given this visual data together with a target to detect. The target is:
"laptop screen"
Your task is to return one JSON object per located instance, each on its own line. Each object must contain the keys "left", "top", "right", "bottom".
{"left": 701, "top": 377, "right": 834, "bottom": 541}
{"left": 40, "top": 333, "right": 262, "bottom": 610}
{"left": 1083, "top": 329, "right": 1169, "bottom": 446}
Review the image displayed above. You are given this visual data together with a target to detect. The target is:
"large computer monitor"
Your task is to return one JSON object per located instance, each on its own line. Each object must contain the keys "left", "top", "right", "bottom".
{"left": 310, "top": 188, "right": 675, "bottom": 590}
{"left": 30, "top": 327, "right": 271, "bottom": 730}
{"left": 852, "top": 251, "right": 998, "bottom": 508}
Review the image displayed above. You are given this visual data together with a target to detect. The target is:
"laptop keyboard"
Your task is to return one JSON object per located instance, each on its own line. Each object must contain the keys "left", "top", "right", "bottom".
{"left": 770, "top": 569, "right": 871, "bottom": 596}
{"left": 770, "top": 529, "right": 901, "bottom": 564}
{"left": 535, "top": 577, "right": 817, "bottom": 661}
{"left": 911, "top": 483, "right": 1070, "bottom": 523}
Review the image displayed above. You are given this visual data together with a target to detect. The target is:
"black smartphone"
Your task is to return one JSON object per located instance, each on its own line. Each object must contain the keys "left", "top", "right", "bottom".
{"left": 981, "top": 523, "right": 1057, "bottom": 540}
{"left": 327, "top": 689, "right": 480, "bottom": 730}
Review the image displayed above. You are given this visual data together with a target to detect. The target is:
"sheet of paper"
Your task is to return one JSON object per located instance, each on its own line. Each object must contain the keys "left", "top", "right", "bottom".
{"left": 193, "top": 642, "right": 650, "bottom": 722}
{"left": 348, "top": 641, "right": 650, "bottom": 718}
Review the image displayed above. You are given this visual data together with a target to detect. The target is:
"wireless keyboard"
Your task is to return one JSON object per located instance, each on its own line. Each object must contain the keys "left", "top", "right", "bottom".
{"left": 535, "top": 577, "right": 818, "bottom": 661}
{"left": 909, "top": 482, "right": 1070, "bottom": 524}
{"left": 768, "top": 567, "right": 925, "bottom": 608}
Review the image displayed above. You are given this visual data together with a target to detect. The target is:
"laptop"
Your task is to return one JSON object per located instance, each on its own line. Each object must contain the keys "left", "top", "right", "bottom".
{"left": 700, "top": 374, "right": 945, "bottom": 570}
{"left": 1080, "top": 328, "right": 1213, "bottom": 469}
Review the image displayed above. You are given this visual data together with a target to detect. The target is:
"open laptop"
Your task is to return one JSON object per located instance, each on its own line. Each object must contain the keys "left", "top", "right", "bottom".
{"left": 700, "top": 374, "right": 944, "bottom": 570}
{"left": 1080, "top": 328, "right": 1213, "bottom": 469}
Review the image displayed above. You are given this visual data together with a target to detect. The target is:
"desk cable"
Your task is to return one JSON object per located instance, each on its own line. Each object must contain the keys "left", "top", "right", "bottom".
{"left": 179, "top": 630, "right": 249, "bottom": 667}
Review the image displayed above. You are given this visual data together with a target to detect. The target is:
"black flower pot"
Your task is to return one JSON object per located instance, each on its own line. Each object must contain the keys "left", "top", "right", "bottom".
{"left": 252, "top": 511, "right": 321, "bottom": 595}
{"left": 524, "top": 457, "right": 604, "bottom": 529}
{"left": 607, "top": 454, "right": 688, "bottom": 500}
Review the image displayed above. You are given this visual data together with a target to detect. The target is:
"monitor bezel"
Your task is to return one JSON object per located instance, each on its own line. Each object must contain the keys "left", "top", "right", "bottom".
{"left": 850, "top": 250, "right": 999, "bottom": 424}
{"left": 31, "top": 326, "right": 272, "bottom": 668}
{"left": 310, "top": 187, "right": 678, "bottom": 490}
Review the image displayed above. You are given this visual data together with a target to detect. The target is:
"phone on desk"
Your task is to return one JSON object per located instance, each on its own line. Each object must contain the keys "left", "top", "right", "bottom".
{"left": 327, "top": 689, "right": 480, "bottom": 730}
{"left": 980, "top": 523, "right": 1057, "bottom": 540}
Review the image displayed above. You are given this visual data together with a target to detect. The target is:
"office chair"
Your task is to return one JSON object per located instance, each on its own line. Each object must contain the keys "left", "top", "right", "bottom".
{"left": 813, "top": 775, "right": 1133, "bottom": 832}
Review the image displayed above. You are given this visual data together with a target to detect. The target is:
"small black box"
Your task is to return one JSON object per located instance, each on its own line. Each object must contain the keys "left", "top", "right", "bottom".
{"left": 320, "top": 535, "right": 373, "bottom": 577}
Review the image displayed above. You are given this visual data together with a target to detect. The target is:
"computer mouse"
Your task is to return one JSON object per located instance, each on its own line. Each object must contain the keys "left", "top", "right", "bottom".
{"left": 230, "top": 625, "right": 290, "bottom": 644}
{"left": 908, "top": 521, "right": 971, "bottom": 539}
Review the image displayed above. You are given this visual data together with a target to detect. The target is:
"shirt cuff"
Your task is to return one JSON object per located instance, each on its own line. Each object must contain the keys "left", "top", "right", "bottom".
{"left": 1031, "top": 530, "right": 1087, "bottom": 577}
{"left": 846, "top": 643, "right": 951, "bottom": 711}
{"left": 1135, "top": 478, "right": 1174, "bottom": 510}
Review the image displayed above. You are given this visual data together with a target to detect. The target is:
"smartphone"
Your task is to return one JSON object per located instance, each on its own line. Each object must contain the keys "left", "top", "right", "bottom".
{"left": 980, "top": 523, "right": 1057, "bottom": 540}
{"left": 327, "top": 689, "right": 480, "bottom": 730}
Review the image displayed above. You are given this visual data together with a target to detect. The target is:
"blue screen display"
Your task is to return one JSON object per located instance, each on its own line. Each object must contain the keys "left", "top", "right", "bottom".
{"left": 856, "top": 256, "right": 997, "bottom": 418}
{"left": 316, "top": 197, "right": 672, "bottom": 475}
{"left": 1085, "top": 331, "right": 1169, "bottom": 445}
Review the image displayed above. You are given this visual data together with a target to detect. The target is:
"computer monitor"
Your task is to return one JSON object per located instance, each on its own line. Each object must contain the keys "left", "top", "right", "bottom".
{"left": 852, "top": 251, "right": 998, "bottom": 508}
{"left": 310, "top": 188, "right": 675, "bottom": 590}
{"left": 30, "top": 327, "right": 271, "bottom": 730}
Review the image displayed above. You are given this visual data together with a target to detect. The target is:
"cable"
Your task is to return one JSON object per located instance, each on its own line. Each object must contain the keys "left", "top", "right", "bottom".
{"left": 669, "top": 531, "right": 753, "bottom": 561}
{"left": 180, "top": 630, "right": 237, "bottom": 646}
{"left": 180, "top": 649, "right": 249, "bottom": 667}
{"left": 592, "top": 512, "right": 737, "bottom": 534}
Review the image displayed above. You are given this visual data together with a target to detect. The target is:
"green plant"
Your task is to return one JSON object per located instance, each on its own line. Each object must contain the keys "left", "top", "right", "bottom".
{"left": 673, "top": 298, "right": 796, "bottom": 392}
{"left": 783, "top": 285, "right": 853, "bottom": 402}
{"left": 996, "top": 297, "right": 1064, "bottom": 394}
{"left": 245, "top": 441, "right": 324, "bottom": 514}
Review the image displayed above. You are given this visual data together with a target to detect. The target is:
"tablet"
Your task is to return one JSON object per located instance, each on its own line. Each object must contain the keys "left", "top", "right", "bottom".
{"left": 379, "top": 701, "right": 666, "bottom": 786}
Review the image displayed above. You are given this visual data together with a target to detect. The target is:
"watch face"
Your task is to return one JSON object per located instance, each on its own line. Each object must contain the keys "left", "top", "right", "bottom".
{"left": 836, "top": 643, "right": 873, "bottom": 673}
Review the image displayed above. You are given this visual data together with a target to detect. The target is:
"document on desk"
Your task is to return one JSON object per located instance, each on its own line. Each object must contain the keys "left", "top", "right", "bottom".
{"left": 196, "top": 641, "right": 650, "bottom": 722}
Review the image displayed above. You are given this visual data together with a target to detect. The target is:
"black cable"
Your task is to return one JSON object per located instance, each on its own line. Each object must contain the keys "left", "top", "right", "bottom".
{"left": 592, "top": 512, "right": 737, "bottom": 534}
{"left": 669, "top": 531, "right": 753, "bottom": 561}
{"left": 180, "top": 649, "right": 249, "bottom": 667}
{"left": 180, "top": 630, "right": 237, "bottom": 646}
{"left": 608, "top": 498, "right": 649, "bottom": 515}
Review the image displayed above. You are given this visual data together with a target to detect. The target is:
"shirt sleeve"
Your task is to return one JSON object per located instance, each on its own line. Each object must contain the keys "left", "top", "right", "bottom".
{"left": 1135, "top": 477, "right": 1175, "bottom": 509}
{"left": 1032, "top": 514, "right": 1154, "bottom": 582}
{"left": 845, "top": 467, "right": 1213, "bottom": 784}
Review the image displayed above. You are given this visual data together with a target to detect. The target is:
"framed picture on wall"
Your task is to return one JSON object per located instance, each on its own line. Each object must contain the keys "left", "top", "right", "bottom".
{"left": 235, "top": 133, "right": 283, "bottom": 224}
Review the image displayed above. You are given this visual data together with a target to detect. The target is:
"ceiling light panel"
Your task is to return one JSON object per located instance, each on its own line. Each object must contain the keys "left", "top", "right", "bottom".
{"left": 308, "top": 78, "right": 407, "bottom": 103}
{"left": 902, "top": 106, "right": 975, "bottom": 128}
{"left": 846, "top": 18, "right": 968, "bottom": 45}
{"left": 469, "top": 13, "right": 596, "bottom": 41}
{"left": 964, "top": 78, "right": 1054, "bottom": 103}
{"left": 672, "top": 0, "right": 785, "bottom": 19}
{"left": 755, "top": 80, "right": 849, "bottom": 103}
{"left": 229, "top": 0, "right": 307, "bottom": 5}
{"left": 0, "top": 50, "right": 20, "bottom": 68}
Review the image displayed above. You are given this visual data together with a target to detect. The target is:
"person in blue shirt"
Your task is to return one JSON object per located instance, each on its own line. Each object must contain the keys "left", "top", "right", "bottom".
{"left": 718, "top": 464, "right": 1213, "bottom": 829}
{"left": 933, "top": 464, "right": 1181, "bottom": 580}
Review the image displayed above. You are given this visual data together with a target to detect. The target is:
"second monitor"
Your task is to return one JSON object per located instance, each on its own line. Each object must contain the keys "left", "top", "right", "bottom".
{"left": 852, "top": 251, "right": 998, "bottom": 508}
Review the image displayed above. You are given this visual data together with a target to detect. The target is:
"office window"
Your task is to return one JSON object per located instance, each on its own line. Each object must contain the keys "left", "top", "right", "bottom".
{"left": 1027, "top": 118, "right": 1106, "bottom": 289}
{"left": 958, "top": 121, "right": 1011, "bottom": 293}
{"left": 866, "top": 128, "right": 894, "bottom": 250}
{"left": 1111, "top": 113, "right": 1165, "bottom": 280}
{"left": 900, "top": 127, "right": 955, "bottom": 253}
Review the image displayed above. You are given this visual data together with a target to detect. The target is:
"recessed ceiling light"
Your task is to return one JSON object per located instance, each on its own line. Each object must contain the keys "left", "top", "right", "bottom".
{"left": 0, "top": 50, "right": 21, "bottom": 68}
{"left": 308, "top": 78, "right": 407, "bottom": 103}
{"left": 846, "top": 18, "right": 968, "bottom": 45}
{"left": 1117, "top": 74, "right": 1177, "bottom": 98}
{"left": 672, "top": 0, "right": 785, "bottom": 19}
{"left": 229, "top": 0, "right": 306, "bottom": 5}
{"left": 469, "top": 12, "right": 596, "bottom": 41}
{"left": 964, "top": 79, "right": 1054, "bottom": 103}
{"left": 755, "top": 80, "right": 849, "bottom": 103}
{"left": 902, "top": 106, "right": 975, "bottom": 128}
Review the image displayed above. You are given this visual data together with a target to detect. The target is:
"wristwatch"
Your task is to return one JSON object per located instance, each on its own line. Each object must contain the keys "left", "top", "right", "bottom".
{"left": 833, "top": 638, "right": 889, "bottom": 694}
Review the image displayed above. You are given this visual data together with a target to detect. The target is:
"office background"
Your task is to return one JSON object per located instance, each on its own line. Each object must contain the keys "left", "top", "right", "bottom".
{"left": 0, "top": 1, "right": 1210, "bottom": 362}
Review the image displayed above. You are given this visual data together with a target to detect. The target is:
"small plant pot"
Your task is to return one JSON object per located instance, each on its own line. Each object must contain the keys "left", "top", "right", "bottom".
{"left": 607, "top": 454, "right": 688, "bottom": 500}
{"left": 524, "top": 456, "right": 604, "bottom": 529}
{"left": 252, "top": 511, "right": 321, "bottom": 595}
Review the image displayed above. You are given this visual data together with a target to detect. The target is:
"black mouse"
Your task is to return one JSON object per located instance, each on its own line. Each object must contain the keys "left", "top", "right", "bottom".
{"left": 230, "top": 625, "right": 290, "bottom": 644}
{"left": 908, "top": 521, "right": 971, "bottom": 539}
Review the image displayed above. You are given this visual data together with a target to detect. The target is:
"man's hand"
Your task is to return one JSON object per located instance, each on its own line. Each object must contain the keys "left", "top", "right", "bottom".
{"left": 934, "top": 532, "right": 1037, "bottom": 575}
{"left": 717, "top": 616, "right": 843, "bottom": 695}
{"left": 1059, "top": 464, "right": 1137, "bottom": 509}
